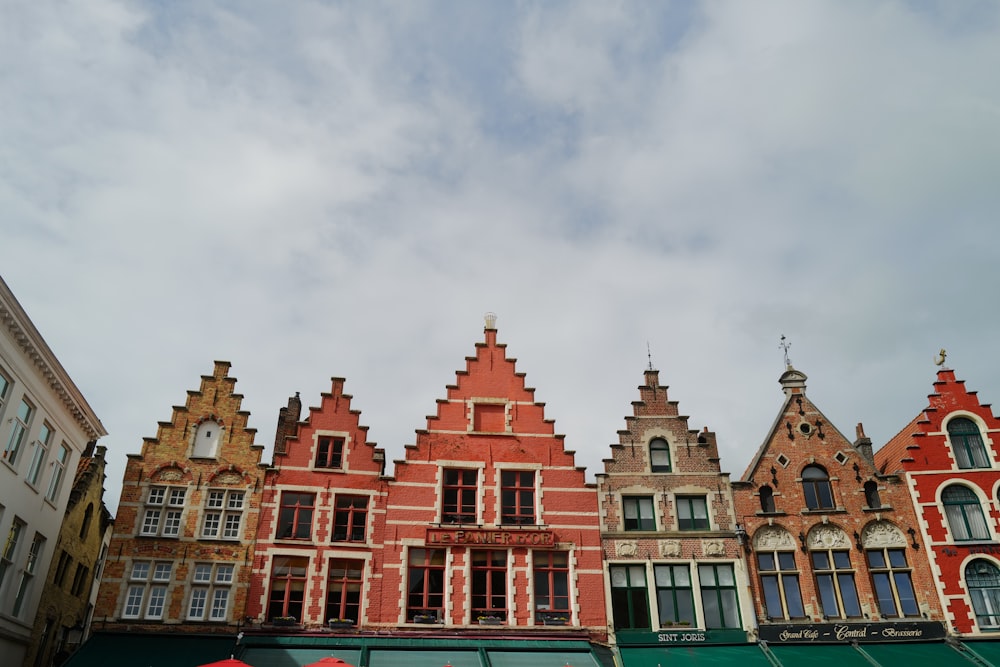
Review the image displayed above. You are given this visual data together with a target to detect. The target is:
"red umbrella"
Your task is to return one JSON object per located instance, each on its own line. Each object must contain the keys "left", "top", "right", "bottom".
{"left": 303, "top": 658, "right": 356, "bottom": 667}
{"left": 197, "top": 659, "right": 254, "bottom": 667}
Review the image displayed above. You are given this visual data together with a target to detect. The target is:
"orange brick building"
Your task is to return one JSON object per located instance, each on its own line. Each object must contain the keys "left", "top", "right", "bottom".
{"left": 92, "top": 362, "right": 266, "bottom": 637}
{"left": 877, "top": 366, "right": 1000, "bottom": 636}
{"left": 732, "top": 365, "right": 944, "bottom": 647}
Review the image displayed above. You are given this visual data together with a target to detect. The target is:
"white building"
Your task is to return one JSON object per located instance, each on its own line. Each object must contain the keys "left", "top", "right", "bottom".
{"left": 0, "top": 275, "right": 106, "bottom": 665}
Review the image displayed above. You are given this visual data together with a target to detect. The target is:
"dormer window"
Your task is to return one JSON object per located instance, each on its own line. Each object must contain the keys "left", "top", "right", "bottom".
{"left": 316, "top": 436, "right": 345, "bottom": 469}
{"left": 759, "top": 485, "right": 775, "bottom": 513}
{"left": 949, "top": 417, "right": 990, "bottom": 469}
{"left": 802, "top": 465, "right": 834, "bottom": 510}
{"left": 193, "top": 420, "right": 221, "bottom": 458}
{"left": 650, "top": 438, "right": 671, "bottom": 472}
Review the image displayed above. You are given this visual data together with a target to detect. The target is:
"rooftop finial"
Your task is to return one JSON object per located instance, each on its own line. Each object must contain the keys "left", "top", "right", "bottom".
{"left": 935, "top": 348, "right": 947, "bottom": 367}
{"left": 484, "top": 312, "right": 497, "bottom": 330}
{"left": 647, "top": 341, "right": 654, "bottom": 371}
{"left": 779, "top": 335, "right": 792, "bottom": 368}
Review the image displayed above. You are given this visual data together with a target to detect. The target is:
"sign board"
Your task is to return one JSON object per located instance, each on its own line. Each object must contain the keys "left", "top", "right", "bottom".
{"left": 615, "top": 629, "right": 750, "bottom": 646}
{"left": 757, "top": 621, "right": 947, "bottom": 644}
{"left": 425, "top": 527, "right": 556, "bottom": 548}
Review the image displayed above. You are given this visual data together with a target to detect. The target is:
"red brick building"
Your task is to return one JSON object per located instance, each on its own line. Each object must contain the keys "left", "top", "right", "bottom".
{"left": 247, "top": 379, "right": 385, "bottom": 628}
{"left": 92, "top": 362, "right": 266, "bottom": 640}
{"left": 733, "top": 365, "right": 944, "bottom": 649}
{"left": 597, "top": 367, "right": 754, "bottom": 648}
{"left": 876, "top": 366, "right": 1000, "bottom": 637}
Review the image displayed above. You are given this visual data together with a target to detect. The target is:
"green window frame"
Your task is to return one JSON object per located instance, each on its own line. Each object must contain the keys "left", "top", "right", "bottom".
{"left": 611, "top": 564, "right": 651, "bottom": 630}
{"left": 698, "top": 563, "right": 741, "bottom": 629}
{"left": 623, "top": 496, "right": 656, "bottom": 531}
{"left": 654, "top": 564, "right": 694, "bottom": 626}
{"left": 942, "top": 485, "right": 990, "bottom": 541}
{"left": 677, "top": 496, "right": 709, "bottom": 530}
{"left": 949, "top": 417, "right": 990, "bottom": 469}
{"left": 649, "top": 438, "right": 671, "bottom": 472}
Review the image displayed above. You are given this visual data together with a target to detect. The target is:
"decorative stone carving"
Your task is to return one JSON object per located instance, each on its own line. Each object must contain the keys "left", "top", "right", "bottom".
{"left": 215, "top": 472, "right": 242, "bottom": 485}
{"left": 617, "top": 540, "right": 639, "bottom": 557}
{"left": 157, "top": 469, "right": 183, "bottom": 482}
{"left": 702, "top": 539, "right": 725, "bottom": 557}
{"left": 861, "top": 521, "right": 906, "bottom": 548}
{"left": 753, "top": 525, "right": 795, "bottom": 550}
{"left": 659, "top": 539, "right": 681, "bottom": 558}
{"left": 807, "top": 525, "right": 850, "bottom": 550}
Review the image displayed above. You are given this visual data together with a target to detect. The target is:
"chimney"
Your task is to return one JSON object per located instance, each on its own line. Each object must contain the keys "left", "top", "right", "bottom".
{"left": 273, "top": 392, "right": 301, "bottom": 455}
{"left": 854, "top": 422, "right": 874, "bottom": 466}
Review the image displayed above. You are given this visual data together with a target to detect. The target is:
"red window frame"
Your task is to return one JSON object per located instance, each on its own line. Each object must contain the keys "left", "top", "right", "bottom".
{"left": 442, "top": 469, "right": 477, "bottom": 524}
{"left": 333, "top": 496, "right": 368, "bottom": 542}
{"left": 471, "top": 550, "right": 508, "bottom": 621}
{"left": 533, "top": 551, "right": 570, "bottom": 616}
{"left": 325, "top": 558, "right": 364, "bottom": 625}
{"left": 406, "top": 548, "right": 445, "bottom": 621}
{"left": 316, "top": 436, "right": 345, "bottom": 468}
{"left": 267, "top": 555, "right": 308, "bottom": 621}
{"left": 500, "top": 471, "right": 535, "bottom": 525}
{"left": 277, "top": 492, "right": 315, "bottom": 540}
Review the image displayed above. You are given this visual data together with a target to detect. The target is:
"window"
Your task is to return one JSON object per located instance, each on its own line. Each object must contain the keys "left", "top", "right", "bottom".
{"left": 677, "top": 496, "right": 709, "bottom": 530}
{"left": 758, "top": 551, "right": 805, "bottom": 620}
{"left": 188, "top": 563, "right": 234, "bottom": 621}
{"left": 0, "top": 369, "right": 10, "bottom": 413}
{"left": 500, "top": 471, "right": 535, "bottom": 525}
{"left": 0, "top": 519, "right": 25, "bottom": 592}
{"left": 201, "top": 489, "right": 245, "bottom": 540}
{"left": 54, "top": 551, "right": 72, "bottom": 588}
{"left": 967, "top": 560, "right": 1000, "bottom": 630}
{"left": 192, "top": 420, "right": 221, "bottom": 458}
{"left": 699, "top": 564, "right": 741, "bottom": 629}
{"left": 122, "top": 561, "right": 171, "bottom": 619}
{"left": 70, "top": 563, "right": 90, "bottom": 597}
{"left": 759, "top": 485, "right": 776, "bottom": 513}
{"left": 267, "top": 556, "right": 308, "bottom": 621}
{"left": 812, "top": 550, "right": 861, "bottom": 618}
{"left": 140, "top": 486, "right": 186, "bottom": 537}
{"left": 610, "top": 564, "right": 651, "bottom": 630}
{"left": 277, "top": 492, "right": 315, "bottom": 540}
{"left": 650, "top": 438, "right": 671, "bottom": 472}
{"left": 623, "top": 496, "right": 656, "bottom": 531}
{"left": 315, "top": 436, "right": 345, "bottom": 469}
{"left": 80, "top": 503, "right": 94, "bottom": 540}
{"left": 534, "top": 551, "right": 570, "bottom": 622}
{"left": 864, "top": 481, "right": 882, "bottom": 509}
{"left": 332, "top": 496, "right": 368, "bottom": 542}
{"left": 654, "top": 564, "right": 694, "bottom": 626}
{"left": 326, "top": 558, "right": 363, "bottom": 625}
{"left": 406, "top": 548, "right": 445, "bottom": 622}
{"left": 45, "top": 444, "right": 70, "bottom": 502}
{"left": 442, "top": 468, "right": 477, "bottom": 524}
{"left": 11, "top": 533, "right": 44, "bottom": 616}
{"left": 943, "top": 485, "right": 990, "bottom": 541}
{"left": 471, "top": 550, "right": 507, "bottom": 621}
{"left": 802, "top": 465, "right": 835, "bottom": 510}
{"left": 949, "top": 417, "right": 990, "bottom": 469}
{"left": 26, "top": 422, "right": 53, "bottom": 487}
{"left": 868, "top": 548, "right": 918, "bottom": 617}
{"left": 3, "top": 398, "right": 34, "bottom": 466}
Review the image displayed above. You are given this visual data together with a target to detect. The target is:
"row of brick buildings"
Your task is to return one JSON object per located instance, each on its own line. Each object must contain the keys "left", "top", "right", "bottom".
{"left": 62, "top": 320, "right": 1000, "bottom": 666}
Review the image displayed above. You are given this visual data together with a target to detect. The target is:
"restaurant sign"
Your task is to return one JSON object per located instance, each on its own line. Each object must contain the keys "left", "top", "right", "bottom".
{"left": 758, "top": 621, "right": 946, "bottom": 644}
{"left": 616, "top": 629, "right": 749, "bottom": 646}
{"left": 426, "top": 527, "right": 556, "bottom": 548}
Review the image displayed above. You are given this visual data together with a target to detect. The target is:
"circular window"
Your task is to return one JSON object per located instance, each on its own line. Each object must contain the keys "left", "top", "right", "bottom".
{"left": 799, "top": 422, "right": 812, "bottom": 435}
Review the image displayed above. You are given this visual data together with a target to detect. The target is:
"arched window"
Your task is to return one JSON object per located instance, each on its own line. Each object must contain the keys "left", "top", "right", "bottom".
{"left": 192, "top": 420, "right": 221, "bottom": 458}
{"left": 864, "top": 481, "right": 881, "bottom": 509}
{"left": 80, "top": 503, "right": 94, "bottom": 540}
{"left": 942, "top": 485, "right": 990, "bottom": 541}
{"left": 649, "top": 438, "right": 671, "bottom": 473}
{"left": 949, "top": 418, "right": 990, "bottom": 469}
{"left": 801, "top": 465, "right": 834, "bottom": 510}
{"left": 967, "top": 560, "right": 1000, "bottom": 630}
{"left": 759, "top": 486, "right": 775, "bottom": 513}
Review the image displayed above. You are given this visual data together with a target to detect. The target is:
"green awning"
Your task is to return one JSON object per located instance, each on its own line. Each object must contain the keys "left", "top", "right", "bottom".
{"left": 64, "top": 633, "right": 237, "bottom": 667}
{"left": 857, "top": 642, "right": 980, "bottom": 666}
{"left": 368, "top": 649, "right": 481, "bottom": 667}
{"left": 958, "top": 639, "right": 1000, "bottom": 666}
{"left": 487, "top": 650, "right": 603, "bottom": 667}
{"left": 767, "top": 643, "right": 875, "bottom": 666}
{"left": 619, "top": 645, "right": 772, "bottom": 666}
{"left": 239, "top": 647, "right": 363, "bottom": 667}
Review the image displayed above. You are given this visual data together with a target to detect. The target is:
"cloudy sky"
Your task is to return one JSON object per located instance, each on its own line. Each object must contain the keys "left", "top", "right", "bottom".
{"left": 3, "top": 0, "right": 999, "bottom": 514}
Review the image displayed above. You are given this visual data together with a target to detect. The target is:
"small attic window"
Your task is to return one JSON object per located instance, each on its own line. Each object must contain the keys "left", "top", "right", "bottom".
{"left": 473, "top": 403, "right": 506, "bottom": 432}
{"left": 193, "top": 420, "right": 221, "bottom": 458}
{"left": 834, "top": 451, "right": 849, "bottom": 465}
{"left": 799, "top": 422, "right": 812, "bottom": 435}
{"left": 775, "top": 454, "right": 790, "bottom": 468}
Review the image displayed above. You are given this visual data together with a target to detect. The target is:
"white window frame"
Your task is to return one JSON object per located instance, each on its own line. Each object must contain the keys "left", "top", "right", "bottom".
{"left": 201, "top": 489, "right": 245, "bottom": 540}
{"left": 140, "top": 486, "right": 186, "bottom": 538}
{"left": 187, "top": 563, "right": 235, "bottom": 621}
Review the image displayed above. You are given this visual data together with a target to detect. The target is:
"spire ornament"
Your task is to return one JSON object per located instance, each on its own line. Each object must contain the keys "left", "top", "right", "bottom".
{"left": 779, "top": 335, "right": 792, "bottom": 368}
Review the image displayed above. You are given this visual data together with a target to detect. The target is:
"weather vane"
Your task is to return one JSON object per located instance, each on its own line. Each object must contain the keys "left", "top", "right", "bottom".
{"left": 935, "top": 348, "right": 947, "bottom": 366}
{"left": 647, "top": 342, "right": 654, "bottom": 371}
{"left": 779, "top": 335, "right": 792, "bottom": 368}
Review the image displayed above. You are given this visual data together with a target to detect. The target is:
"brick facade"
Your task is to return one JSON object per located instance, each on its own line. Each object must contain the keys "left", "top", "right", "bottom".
{"left": 876, "top": 367, "right": 1000, "bottom": 635}
{"left": 93, "top": 362, "right": 265, "bottom": 634}
{"left": 734, "top": 366, "right": 942, "bottom": 633}
{"left": 597, "top": 369, "right": 753, "bottom": 638}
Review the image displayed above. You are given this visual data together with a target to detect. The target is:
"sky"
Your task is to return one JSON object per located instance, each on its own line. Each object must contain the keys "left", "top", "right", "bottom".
{"left": 3, "top": 0, "right": 1000, "bottom": 515}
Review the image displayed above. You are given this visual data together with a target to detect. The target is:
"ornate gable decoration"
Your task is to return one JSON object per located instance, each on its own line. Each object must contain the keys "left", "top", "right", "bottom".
{"left": 753, "top": 525, "right": 795, "bottom": 550}
{"left": 861, "top": 521, "right": 907, "bottom": 548}
{"left": 807, "top": 524, "right": 851, "bottom": 550}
